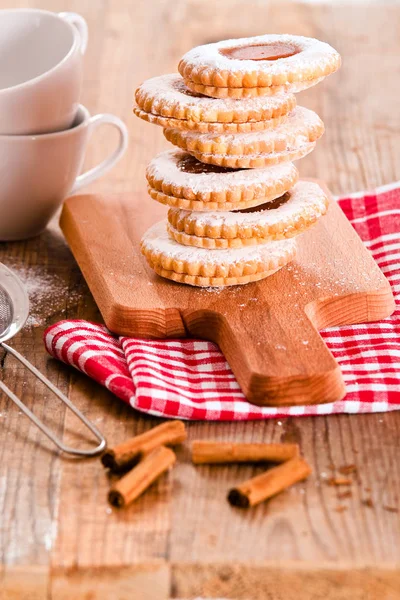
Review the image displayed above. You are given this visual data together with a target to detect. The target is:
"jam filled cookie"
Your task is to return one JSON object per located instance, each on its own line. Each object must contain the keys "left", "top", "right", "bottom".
{"left": 134, "top": 106, "right": 289, "bottom": 134}
{"left": 183, "top": 77, "right": 326, "bottom": 100}
{"left": 167, "top": 181, "right": 329, "bottom": 249}
{"left": 179, "top": 34, "right": 341, "bottom": 98}
{"left": 141, "top": 220, "right": 297, "bottom": 287}
{"left": 134, "top": 74, "right": 296, "bottom": 133}
{"left": 164, "top": 107, "right": 323, "bottom": 156}
{"left": 185, "top": 143, "right": 316, "bottom": 169}
{"left": 146, "top": 150, "right": 299, "bottom": 211}
{"left": 164, "top": 107, "right": 323, "bottom": 169}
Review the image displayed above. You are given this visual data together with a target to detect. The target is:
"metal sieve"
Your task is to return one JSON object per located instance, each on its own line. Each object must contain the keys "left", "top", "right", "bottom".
{"left": 0, "top": 263, "right": 106, "bottom": 456}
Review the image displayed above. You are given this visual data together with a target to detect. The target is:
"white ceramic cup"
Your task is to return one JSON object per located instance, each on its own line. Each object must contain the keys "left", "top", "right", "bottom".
{"left": 0, "top": 104, "right": 128, "bottom": 241}
{"left": 0, "top": 9, "right": 88, "bottom": 135}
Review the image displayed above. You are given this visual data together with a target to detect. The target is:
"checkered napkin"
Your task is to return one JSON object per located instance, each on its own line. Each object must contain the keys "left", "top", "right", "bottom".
{"left": 44, "top": 183, "right": 400, "bottom": 420}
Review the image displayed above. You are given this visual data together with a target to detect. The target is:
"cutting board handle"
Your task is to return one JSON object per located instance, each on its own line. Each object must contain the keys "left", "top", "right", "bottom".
{"left": 183, "top": 302, "right": 346, "bottom": 407}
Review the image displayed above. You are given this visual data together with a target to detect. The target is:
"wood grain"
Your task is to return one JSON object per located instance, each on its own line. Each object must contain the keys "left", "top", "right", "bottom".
{"left": 0, "top": 1, "right": 400, "bottom": 599}
{"left": 59, "top": 186, "right": 394, "bottom": 407}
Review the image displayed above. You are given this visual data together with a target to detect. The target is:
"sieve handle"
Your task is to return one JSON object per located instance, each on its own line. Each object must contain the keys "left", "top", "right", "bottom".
{"left": 0, "top": 343, "right": 106, "bottom": 457}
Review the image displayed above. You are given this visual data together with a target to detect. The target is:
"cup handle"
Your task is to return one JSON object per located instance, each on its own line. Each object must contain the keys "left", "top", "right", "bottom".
{"left": 70, "top": 114, "right": 128, "bottom": 195}
{"left": 59, "top": 12, "right": 88, "bottom": 54}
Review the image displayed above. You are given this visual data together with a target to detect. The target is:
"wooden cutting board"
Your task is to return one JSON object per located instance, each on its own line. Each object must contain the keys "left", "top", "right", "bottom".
{"left": 60, "top": 181, "right": 394, "bottom": 408}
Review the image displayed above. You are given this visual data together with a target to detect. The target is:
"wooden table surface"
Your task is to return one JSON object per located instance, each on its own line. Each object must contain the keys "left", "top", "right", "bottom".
{"left": 1, "top": 1, "right": 400, "bottom": 599}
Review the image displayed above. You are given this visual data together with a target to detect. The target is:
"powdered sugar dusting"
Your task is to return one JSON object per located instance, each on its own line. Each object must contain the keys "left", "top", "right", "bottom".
{"left": 142, "top": 220, "right": 296, "bottom": 264}
{"left": 179, "top": 34, "right": 340, "bottom": 77}
{"left": 147, "top": 150, "right": 298, "bottom": 194}
{"left": 288, "top": 76, "right": 326, "bottom": 92}
{"left": 3, "top": 262, "right": 84, "bottom": 327}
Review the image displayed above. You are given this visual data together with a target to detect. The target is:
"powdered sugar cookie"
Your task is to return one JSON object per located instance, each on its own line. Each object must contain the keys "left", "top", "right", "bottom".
{"left": 183, "top": 76, "right": 326, "bottom": 99}
{"left": 188, "top": 141, "right": 316, "bottom": 169}
{"left": 134, "top": 74, "right": 297, "bottom": 130}
{"left": 164, "top": 107, "right": 323, "bottom": 156}
{"left": 141, "top": 220, "right": 297, "bottom": 287}
{"left": 133, "top": 106, "right": 288, "bottom": 133}
{"left": 146, "top": 150, "right": 298, "bottom": 209}
{"left": 167, "top": 181, "right": 329, "bottom": 249}
{"left": 178, "top": 34, "right": 340, "bottom": 98}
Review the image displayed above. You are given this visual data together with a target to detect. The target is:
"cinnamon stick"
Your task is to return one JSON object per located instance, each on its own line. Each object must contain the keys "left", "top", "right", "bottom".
{"left": 108, "top": 445, "right": 176, "bottom": 508}
{"left": 192, "top": 441, "right": 299, "bottom": 465}
{"left": 228, "top": 456, "right": 312, "bottom": 508}
{"left": 101, "top": 420, "right": 186, "bottom": 472}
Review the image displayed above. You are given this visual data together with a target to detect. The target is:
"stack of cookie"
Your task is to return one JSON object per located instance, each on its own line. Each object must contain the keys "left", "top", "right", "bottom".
{"left": 134, "top": 34, "right": 341, "bottom": 287}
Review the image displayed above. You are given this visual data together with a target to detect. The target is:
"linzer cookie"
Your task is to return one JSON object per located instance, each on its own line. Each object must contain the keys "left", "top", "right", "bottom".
{"left": 134, "top": 74, "right": 296, "bottom": 133}
{"left": 167, "top": 181, "right": 329, "bottom": 249}
{"left": 186, "top": 144, "right": 316, "bottom": 169}
{"left": 164, "top": 107, "right": 323, "bottom": 168}
{"left": 183, "top": 76, "right": 327, "bottom": 100}
{"left": 141, "top": 220, "right": 297, "bottom": 287}
{"left": 164, "top": 107, "right": 323, "bottom": 155}
{"left": 146, "top": 150, "right": 299, "bottom": 211}
{"left": 134, "top": 107, "right": 289, "bottom": 133}
{"left": 179, "top": 34, "right": 341, "bottom": 99}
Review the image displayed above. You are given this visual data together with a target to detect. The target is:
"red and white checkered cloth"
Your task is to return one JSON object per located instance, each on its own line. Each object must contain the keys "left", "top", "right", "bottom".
{"left": 44, "top": 183, "right": 400, "bottom": 420}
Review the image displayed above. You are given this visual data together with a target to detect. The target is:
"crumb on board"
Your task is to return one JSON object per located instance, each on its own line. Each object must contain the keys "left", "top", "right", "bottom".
{"left": 327, "top": 476, "right": 352, "bottom": 486}
{"left": 361, "top": 498, "right": 374, "bottom": 508}
{"left": 337, "top": 490, "right": 352, "bottom": 500}
{"left": 338, "top": 464, "right": 357, "bottom": 475}
{"left": 383, "top": 505, "right": 398, "bottom": 513}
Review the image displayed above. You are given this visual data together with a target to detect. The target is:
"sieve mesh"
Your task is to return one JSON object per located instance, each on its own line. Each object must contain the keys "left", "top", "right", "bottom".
{"left": 0, "top": 284, "right": 13, "bottom": 337}
{"left": 0, "top": 267, "right": 106, "bottom": 456}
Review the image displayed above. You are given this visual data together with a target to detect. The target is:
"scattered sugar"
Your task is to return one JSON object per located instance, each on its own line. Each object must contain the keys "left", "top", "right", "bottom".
{"left": 201, "top": 286, "right": 223, "bottom": 294}
{"left": 4, "top": 261, "right": 84, "bottom": 327}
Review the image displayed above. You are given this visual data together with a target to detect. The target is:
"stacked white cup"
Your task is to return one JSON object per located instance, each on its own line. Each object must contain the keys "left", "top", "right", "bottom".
{"left": 0, "top": 9, "right": 128, "bottom": 240}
